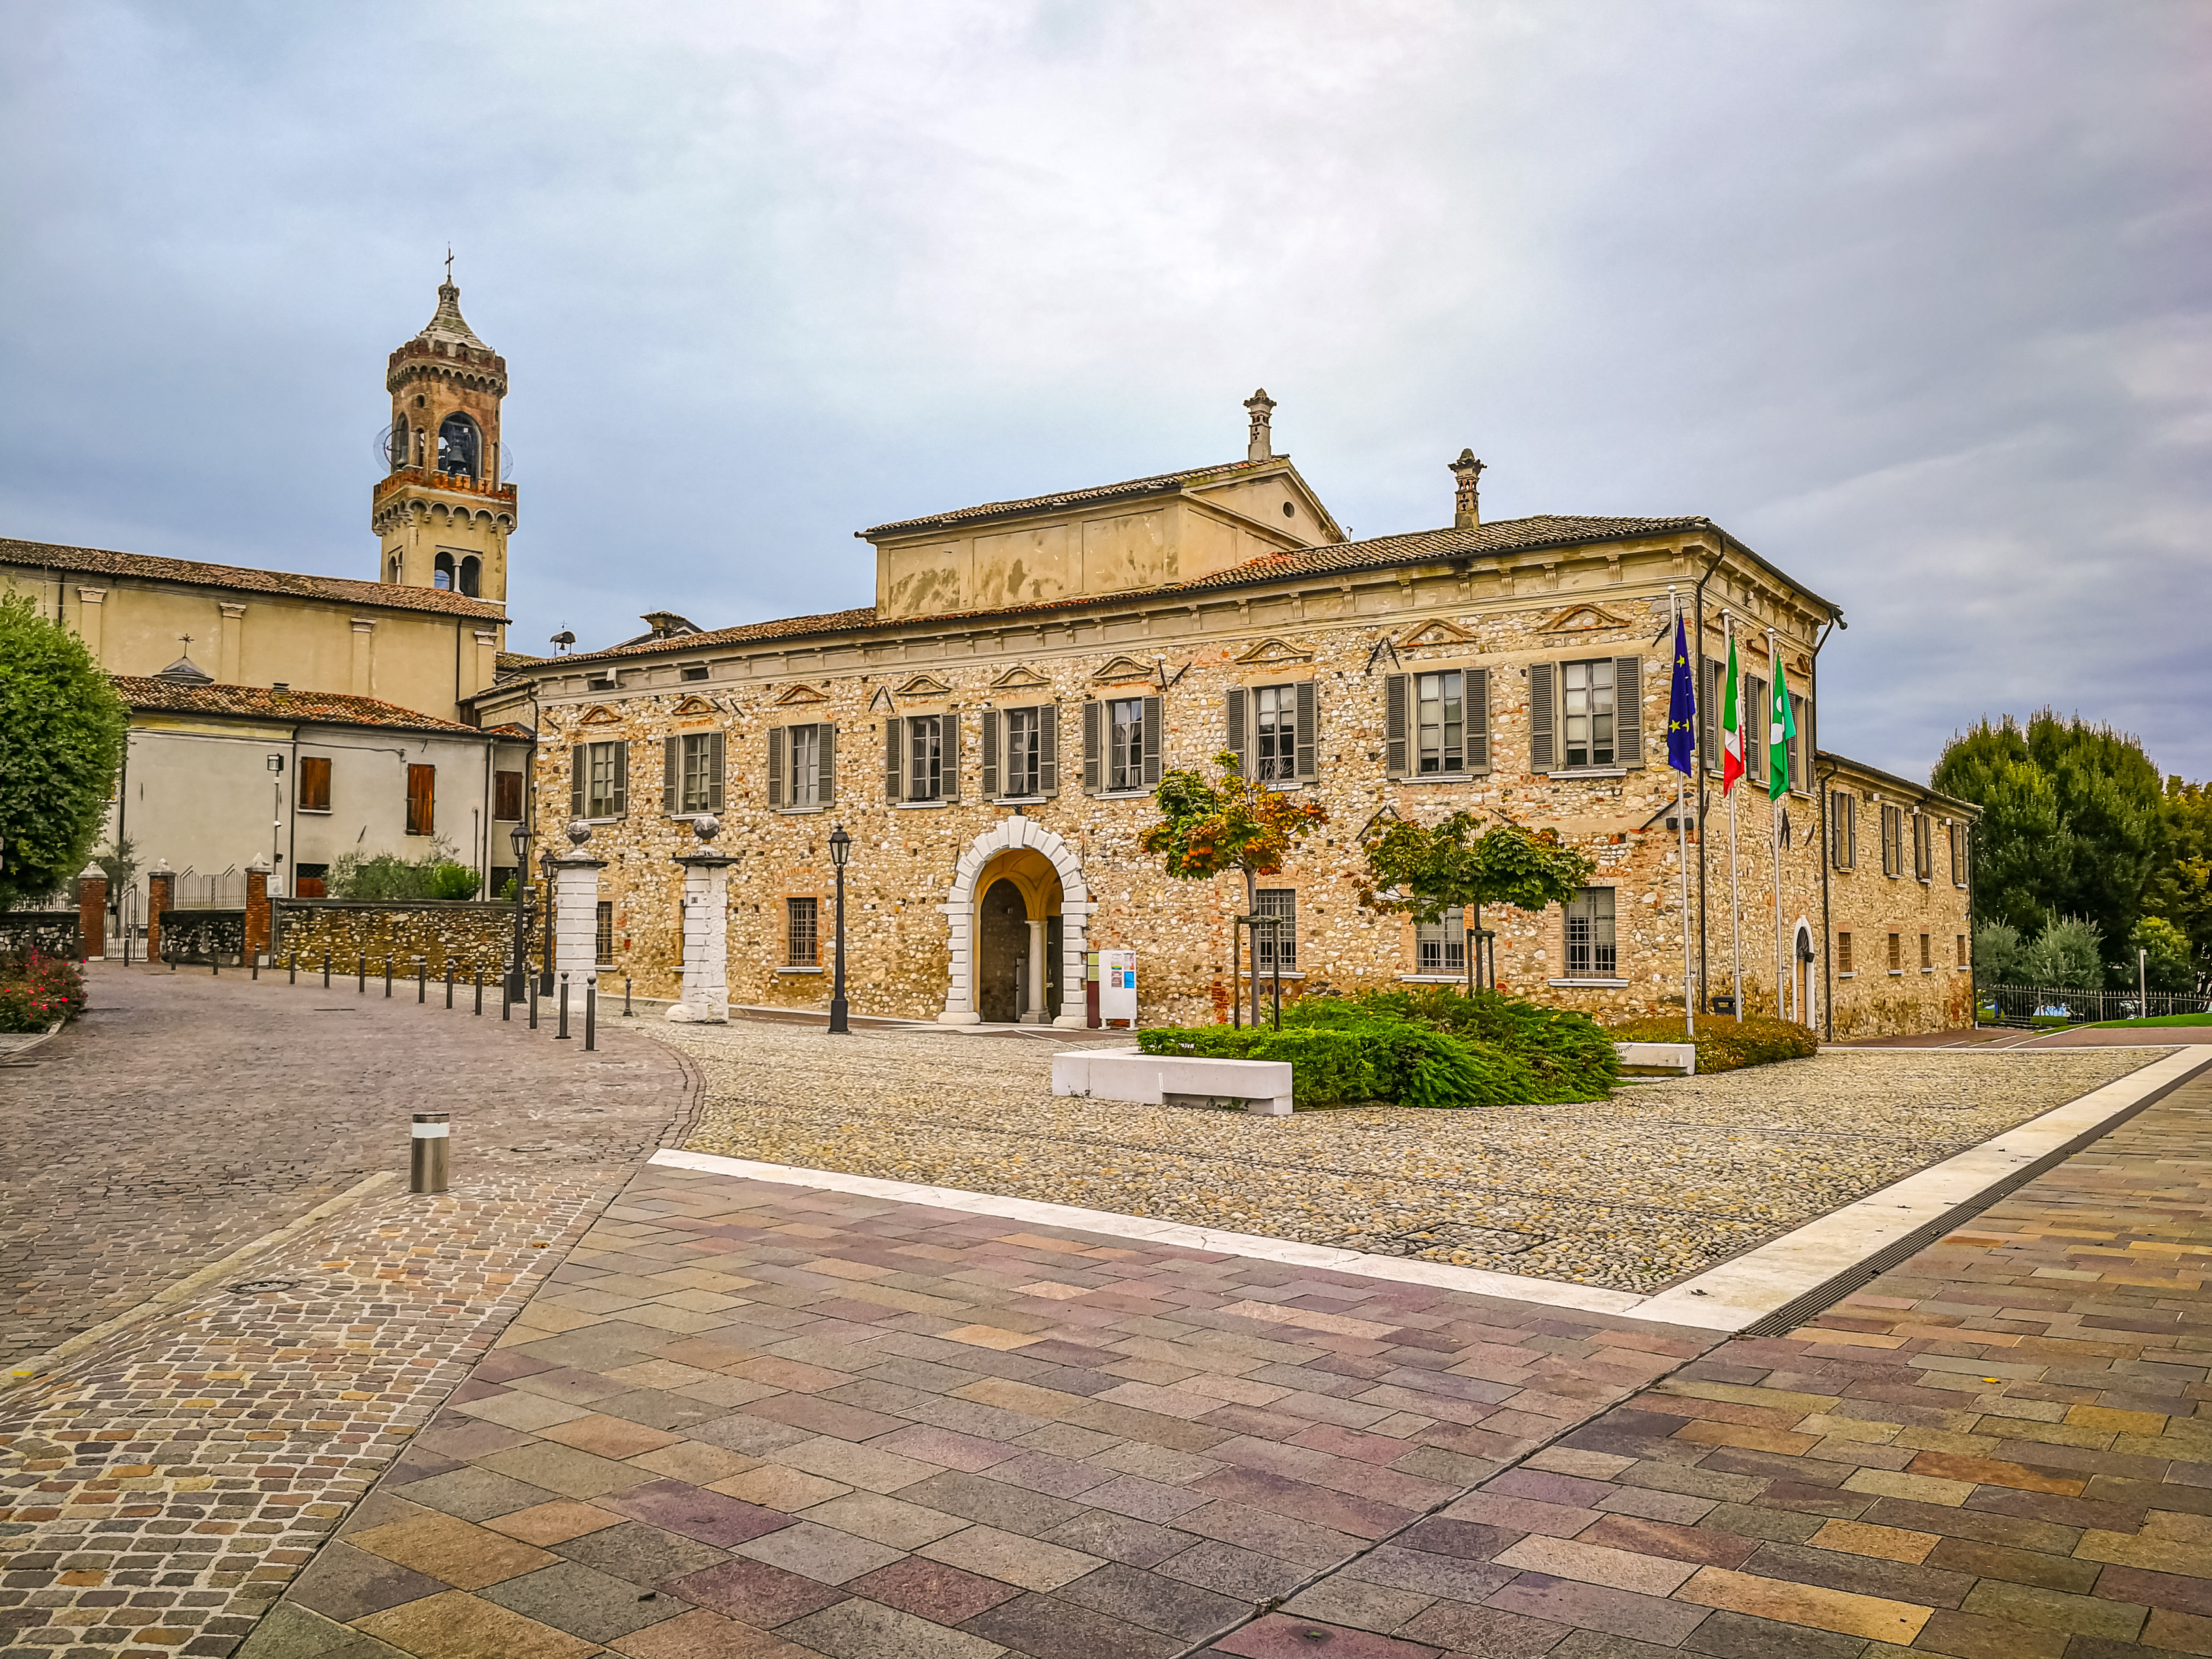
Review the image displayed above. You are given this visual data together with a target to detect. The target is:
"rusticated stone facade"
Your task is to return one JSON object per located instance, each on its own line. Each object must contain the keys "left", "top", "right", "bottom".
{"left": 479, "top": 424, "right": 1974, "bottom": 1038}
{"left": 270, "top": 900, "right": 519, "bottom": 979}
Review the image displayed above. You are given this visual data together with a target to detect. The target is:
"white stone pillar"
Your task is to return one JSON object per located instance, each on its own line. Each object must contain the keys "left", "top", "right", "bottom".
{"left": 551, "top": 851, "right": 606, "bottom": 986}
{"left": 1055, "top": 899, "right": 1095, "bottom": 1028}
{"left": 1024, "top": 917, "right": 1047, "bottom": 1023}
{"left": 667, "top": 815, "right": 734, "bottom": 1024}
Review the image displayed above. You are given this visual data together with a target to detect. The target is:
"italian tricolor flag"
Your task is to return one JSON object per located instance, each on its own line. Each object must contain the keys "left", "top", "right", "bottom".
{"left": 1720, "top": 635, "right": 1744, "bottom": 797}
{"left": 1768, "top": 635, "right": 1796, "bottom": 803}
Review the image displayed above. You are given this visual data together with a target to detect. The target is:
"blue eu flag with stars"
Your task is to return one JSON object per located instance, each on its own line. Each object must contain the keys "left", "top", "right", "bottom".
{"left": 1667, "top": 611, "right": 1697, "bottom": 776}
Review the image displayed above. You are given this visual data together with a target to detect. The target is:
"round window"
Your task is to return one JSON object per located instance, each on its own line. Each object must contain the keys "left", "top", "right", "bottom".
{"left": 1282, "top": 501, "right": 1295, "bottom": 518}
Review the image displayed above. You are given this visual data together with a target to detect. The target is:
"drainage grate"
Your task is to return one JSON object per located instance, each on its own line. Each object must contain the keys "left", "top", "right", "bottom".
{"left": 229, "top": 1278, "right": 305, "bottom": 1296}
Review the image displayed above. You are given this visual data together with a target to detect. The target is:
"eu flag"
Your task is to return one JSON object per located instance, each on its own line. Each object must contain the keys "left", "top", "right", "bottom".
{"left": 1667, "top": 611, "right": 1697, "bottom": 775}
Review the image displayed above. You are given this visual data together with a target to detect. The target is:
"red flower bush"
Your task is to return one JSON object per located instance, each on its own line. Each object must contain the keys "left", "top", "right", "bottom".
{"left": 0, "top": 950, "right": 87, "bottom": 1033}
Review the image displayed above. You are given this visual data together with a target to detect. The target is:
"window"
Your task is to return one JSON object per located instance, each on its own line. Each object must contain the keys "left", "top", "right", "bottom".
{"left": 406, "top": 764, "right": 435, "bottom": 836}
{"left": 1829, "top": 791, "right": 1855, "bottom": 870}
{"left": 433, "top": 551, "right": 454, "bottom": 591}
{"left": 795, "top": 724, "right": 826, "bottom": 807}
{"left": 909, "top": 715, "right": 945, "bottom": 801}
{"left": 666, "top": 731, "right": 724, "bottom": 815}
{"left": 493, "top": 769, "right": 523, "bottom": 821}
{"left": 1888, "top": 932, "right": 1903, "bottom": 972}
{"left": 458, "top": 555, "right": 480, "bottom": 599}
{"left": 1920, "top": 933, "right": 1932, "bottom": 970}
{"left": 578, "top": 741, "right": 627, "bottom": 819}
{"left": 680, "top": 664, "right": 709, "bottom": 682}
{"left": 1109, "top": 698, "right": 1147, "bottom": 791}
{"left": 1837, "top": 931, "right": 1854, "bottom": 973}
{"left": 1881, "top": 804, "right": 1904, "bottom": 877}
{"left": 1957, "top": 933, "right": 1969, "bottom": 967}
{"left": 1743, "top": 674, "right": 1767, "bottom": 782}
{"left": 595, "top": 900, "right": 614, "bottom": 965}
{"left": 1564, "top": 887, "right": 1617, "bottom": 977}
{"left": 1417, "top": 906, "right": 1466, "bottom": 974}
{"left": 787, "top": 897, "right": 819, "bottom": 967}
{"left": 1253, "top": 889, "right": 1297, "bottom": 971}
{"left": 1417, "top": 671, "right": 1465, "bottom": 774}
{"left": 1254, "top": 685, "right": 1299, "bottom": 782}
{"left": 1005, "top": 707, "right": 1040, "bottom": 796}
{"left": 295, "top": 862, "right": 329, "bottom": 899}
{"left": 773, "top": 723, "right": 835, "bottom": 810}
{"left": 299, "top": 755, "right": 332, "bottom": 813}
{"left": 1913, "top": 813, "right": 1933, "bottom": 883}
{"left": 1949, "top": 823, "right": 1967, "bottom": 886}
{"left": 436, "top": 412, "right": 480, "bottom": 479}
{"left": 1562, "top": 660, "right": 1615, "bottom": 767}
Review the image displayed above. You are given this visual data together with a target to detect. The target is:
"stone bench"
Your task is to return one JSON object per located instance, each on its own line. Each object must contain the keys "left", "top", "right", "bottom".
{"left": 1052, "top": 1047, "right": 1294, "bottom": 1116}
{"left": 1614, "top": 1040, "right": 1697, "bottom": 1077}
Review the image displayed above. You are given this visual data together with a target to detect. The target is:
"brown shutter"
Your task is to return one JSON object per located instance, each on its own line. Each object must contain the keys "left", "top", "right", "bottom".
{"left": 1467, "top": 667, "right": 1490, "bottom": 773}
{"left": 570, "top": 747, "right": 585, "bottom": 818}
{"left": 1141, "top": 696, "right": 1162, "bottom": 787}
{"left": 942, "top": 712, "right": 961, "bottom": 802}
{"left": 1082, "top": 701, "right": 1100, "bottom": 793}
{"left": 664, "top": 737, "right": 679, "bottom": 814}
{"left": 1225, "top": 686, "right": 1246, "bottom": 777}
{"left": 610, "top": 741, "right": 627, "bottom": 816}
{"left": 980, "top": 709, "right": 999, "bottom": 799}
{"left": 1039, "top": 705, "right": 1059, "bottom": 796}
{"left": 1613, "top": 656, "right": 1642, "bottom": 767}
{"left": 767, "top": 726, "right": 785, "bottom": 808}
{"left": 301, "top": 755, "right": 332, "bottom": 812}
{"left": 1294, "top": 681, "right": 1316, "bottom": 781}
{"left": 818, "top": 724, "right": 835, "bottom": 805}
{"left": 883, "top": 718, "right": 902, "bottom": 803}
{"left": 707, "top": 732, "right": 725, "bottom": 812}
{"left": 1384, "top": 674, "right": 1408, "bottom": 778}
{"left": 1529, "top": 661, "right": 1555, "bottom": 772}
{"left": 407, "top": 764, "right": 435, "bottom": 836}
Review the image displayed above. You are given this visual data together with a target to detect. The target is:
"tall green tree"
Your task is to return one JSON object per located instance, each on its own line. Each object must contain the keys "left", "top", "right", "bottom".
{"left": 2144, "top": 775, "right": 2211, "bottom": 982}
{"left": 1354, "top": 813, "right": 1595, "bottom": 992}
{"left": 1933, "top": 710, "right": 2163, "bottom": 977}
{"left": 0, "top": 596, "right": 129, "bottom": 910}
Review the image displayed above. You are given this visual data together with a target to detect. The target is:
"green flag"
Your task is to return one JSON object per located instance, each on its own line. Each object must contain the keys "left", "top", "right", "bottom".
{"left": 1767, "top": 638, "right": 1795, "bottom": 803}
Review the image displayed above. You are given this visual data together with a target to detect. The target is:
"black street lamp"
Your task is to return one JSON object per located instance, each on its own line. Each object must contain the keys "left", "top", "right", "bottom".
{"left": 506, "top": 820, "right": 533, "bottom": 1001}
{"left": 827, "top": 824, "right": 852, "bottom": 1035}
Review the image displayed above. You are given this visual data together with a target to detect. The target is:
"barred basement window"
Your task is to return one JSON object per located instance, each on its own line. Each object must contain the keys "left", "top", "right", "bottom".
{"left": 787, "top": 896, "right": 819, "bottom": 967}
{"left": 1888, "top": 932, "right": 1903, "bottom": 972}
{"left": 1562, "top": 660, "right": 1615, "bottom": 767}
{"left": 1417, "top": 906, "right": 1466, "bottom": 973}
{"left": 1565, "top": 887, "right": 1617, "bottom": 977}
{"left": 1254, "top": 889, "right": 1297, "bottom": 970}
{"left": 595, "top": 900, "right": 613, "bottom": 965}
{"left": 1837, "top": 931, "right": 1854, "bottom": 973}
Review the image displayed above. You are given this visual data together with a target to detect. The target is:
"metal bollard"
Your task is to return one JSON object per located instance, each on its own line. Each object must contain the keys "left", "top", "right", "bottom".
{"left": 289, "top": 953, "right": 297, "bottom": 985}
{"left": 252, "top": 956, "right": 259, "bottom": 980}
{"left": 528, "top": 978, "right": 539, "bottom": 1030}
{"left": 502, "top": 974, "right": 511, "bottom": 1021}
{"left": 323, "top": 950, "right": 331, "bottom": 988}
{"left": 417, "top": 958, "right": 427, "bottom": 1003}
{"left": 585, "top": 976, "right": 597, "bottom": 1051}
{"left": 556, "top": 973, "right": 571, "bottom": 1040}
{"left": 624, "top": 978, "right": 632, "bottom": 1017}
{"left": 385, "top": 958, "right": 393, "bottom": 998}
{"left": 473, "top": 969, "right": 482, "bottom": 1016}
{"left": 445, "top": 964, "right": 454, "bottom": 1009}
{"left": 357, "top": 953, "right": 365, "bottom": 993}
{"left": 212, "top": 951, "right": 219, "bottom": 976}
{"left": 409, "top": 1112, "right": 450, "bottom": 1194}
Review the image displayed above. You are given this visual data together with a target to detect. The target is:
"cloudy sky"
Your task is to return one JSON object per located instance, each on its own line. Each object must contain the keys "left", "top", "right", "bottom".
{"left": 4, "top": 1, "right": 2206, "bottom": 782}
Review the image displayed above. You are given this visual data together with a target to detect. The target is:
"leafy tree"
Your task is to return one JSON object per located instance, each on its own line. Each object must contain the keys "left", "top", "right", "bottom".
{"left": 1141, "top": 754, "right": 1327, "bottom": 1023}
{"left": 1934, "top": 710, "right": 2163, "bottom": 973}
{"left": 2130, "top": 916, "right": 2198, "bottom": 995}
{"left": 1971, "top": 919, "right": 2025, "bottom": 983}
{"left": 2143, "top": 775, "right": 2211, "bottom": 980}
{"left": 0, "top": 595, "right": 129, "bottom": 910}
{"left": 1354, "top": 812, "right": 1595, "bottom": 992}
{"left": 92, "top": 834, "right": 140, "bottom": 896}
{"left": 2021, "top": 915, "right": 2103, "bottom": 988}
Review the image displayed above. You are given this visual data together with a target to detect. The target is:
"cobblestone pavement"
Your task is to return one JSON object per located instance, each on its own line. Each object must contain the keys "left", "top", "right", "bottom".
{"left": 657, "top": 1020, "right": 2155, "bottom": 1292}
{"left": 237, "top": 1069, "right": 2210, "bottom": 1658}
{"left": 0, "top": 966, "right": 696, "bottom": 1656}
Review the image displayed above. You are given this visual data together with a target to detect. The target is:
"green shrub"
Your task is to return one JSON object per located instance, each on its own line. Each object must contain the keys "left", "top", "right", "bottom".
{"left": 1605, "top": 1013, "right": 1817, "bottom": 1072}
{"left": 331, "top": 844, "right": 480, "bottom": 901}
{"left": 0, "top": 951, "right": 88, "bottom": 1032}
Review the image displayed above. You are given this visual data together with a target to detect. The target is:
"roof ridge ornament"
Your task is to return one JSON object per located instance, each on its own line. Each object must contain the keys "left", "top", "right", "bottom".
{"left": 1244, "top": 388, "right": 1278, "bottom": 462}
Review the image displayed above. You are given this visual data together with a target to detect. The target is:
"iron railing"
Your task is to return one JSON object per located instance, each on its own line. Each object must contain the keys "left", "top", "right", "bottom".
{"left": 1978, "top": 981, "right": 2212, "bottom": 1028}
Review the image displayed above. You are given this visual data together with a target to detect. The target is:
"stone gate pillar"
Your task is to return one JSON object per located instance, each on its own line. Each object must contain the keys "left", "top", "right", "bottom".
{"left": 147, "top": 862, "right": 174, "bottom": 963}
{"left": 550, "top": 821, "right": 608, "bottom": 990}
{"left": 245, "top": 858, "right": 272, "bottom": 965}
{"left": 667, "top": 815, "right": 734, "bottom": 1024}
{"left": 77, "top": 864, "right": 106, "bottom": 961}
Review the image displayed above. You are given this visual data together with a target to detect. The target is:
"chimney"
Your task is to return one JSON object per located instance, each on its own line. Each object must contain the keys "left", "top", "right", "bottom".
{"left": 1243, "top": 389, "right": 1277, "bottom": 462}
{"left": 1450, "top": 449, "right": 1486, "bottom": 529}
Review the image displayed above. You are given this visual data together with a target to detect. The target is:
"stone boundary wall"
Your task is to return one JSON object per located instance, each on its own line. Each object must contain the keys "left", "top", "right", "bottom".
{"left": 270, "top": 900, "right": 518, "bottom": 977}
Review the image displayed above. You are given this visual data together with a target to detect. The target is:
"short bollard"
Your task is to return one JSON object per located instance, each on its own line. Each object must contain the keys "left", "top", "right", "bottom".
{"left": 473, "top": 969, "right": 482, "bottom": 1016}
{"left": 323, "top": 950, "right": 331, "bottom": 988}
{"left": 251, "top": 956, "right": 259, "bottom": 980}
{"left": 528, "top": 979, "right": 539, "bottom": 1030}
{"left": 624, "top": 977, "right": 632, "bottom": 1017}
{"left": 410, "top": 1112, "right": 450, "bottom": 1194}
{"left": 416, "top": 958, "right": 427, "bottom": 1003}
{"left": 585, "top": 976, "right": 597, "bottom": 1051}
{"left": 556, "top": 973, "right": 571, "bottom": 1040}
{"left": 357, "top": 953, "right": 365, "bottom": 993}
{"left": 502, "top": 976, "right": 512, "bottom": 1021}
{"left": 289, "top": 953, "right": 298, "bottom": 985}
{"left": 211, "top": 952, "right": 219, "bottom": 976}
{"left": 445, "top": 964, "right": 454, "bottom": 1009}
{"left": 384, "top": 958, "right": 393, "bottom": 998}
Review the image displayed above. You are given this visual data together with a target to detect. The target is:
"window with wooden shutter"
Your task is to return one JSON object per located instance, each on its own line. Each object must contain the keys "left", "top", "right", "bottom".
{"left": 570, "top": 748, "right": 585, "bottom": 819}
{"left": 1830, "top": 792, "right": 1855, "bottom": 871}
{"left": 1225, "top": 687, "right": 1246, "bottom": 778}
{"left": 493, "top": 768, "right": 522, "bottom": 821}
{"left": 1082, "top": 701, "right": 1101, "bottom": 793}
{"left": 1888, "top": 931, "right": 1902, "bottom": 971}
{"left": 789, "top": 725, "right": 822, "bottom": 808}
{"left": 1529, "top": 661, "right": 1555, "bottom": 772}
{"left": 611, "top": 741, "right": 627, "bottom": 816}
{"left": 883, "top": 718, "right": 903, "bottom": 803}
{"left": 1384, "top": 674, "right": 1409, "bottom": 778}
{"left": 1559, "top": 660, "right": 1615, "bottom": 767}
{"left": 908, "top": 715, "right": 943, "bottom": 801}
{"left": 663, "top": 737, "right": 680, "bottom": 814}
{"left": 708, "top": 731, "right": 726, "bottom": 811}
{"left": 406, "top": 764, "right": 435, "bottom": 836}
{"left": 767, "top": 726, "right": 785, "bottom": 808}
{"left": 941, "top": 712, "right": 961, "bottom": 802}
{"left": 1253, "top": 685, "right": 1297, "bottom": 782}
{"left": 817, "top": 725, "right": 834, "bottom": 805}
{"left": 980, "top": 709, "right": 1000, "bottom": 799}
{"left": 1950, "top": 823, "right": 1966, "bottom": 886}
{"left": 1293, "top": 682, "right": 1316, "bottom": 782}
{"left": 1613, "top": 655, "right": 1642, "bottom": 767}
{"left": 1467, "top": 667, "right": 1490, "bottom": 772}
{"left": 1141, "top": 696, "right": 1162, "bottom": 787}
{"left": 1914, "top": 813, "right": 1932, "bottom": 882}
{"left": 1039, "top": 705, "right": 1058, "bottom": 796}
{"left": 299, "top": 755, "right": 332, "bottom": 812}
{"left": 1701, "top": 658, "right": 1723, "bottom": 773}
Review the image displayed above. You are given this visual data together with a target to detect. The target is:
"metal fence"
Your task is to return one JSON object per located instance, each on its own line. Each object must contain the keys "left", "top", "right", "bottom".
{"left": 1979, "top": 981, "right": 2212, "bottom": 1028}
{"left": 169, "top": 871, "right": 247, "bottom": 910}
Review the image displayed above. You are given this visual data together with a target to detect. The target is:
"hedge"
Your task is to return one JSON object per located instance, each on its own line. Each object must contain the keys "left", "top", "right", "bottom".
{"left": 1605, "top": 1013, "right": 1818, "bottom": 1073}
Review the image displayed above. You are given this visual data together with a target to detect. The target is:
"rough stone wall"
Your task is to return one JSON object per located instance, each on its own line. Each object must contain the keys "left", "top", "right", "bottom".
{"left": 270, "top": 901, "right": 517, "bottom": 979}
{"left": 1821, "top": 784, "right": 1977, "bottom": 1038}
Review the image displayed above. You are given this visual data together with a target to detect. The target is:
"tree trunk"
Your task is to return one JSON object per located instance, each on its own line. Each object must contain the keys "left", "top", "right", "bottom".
{"left": 1244, "top": 865, "right": 1260, "bottom": 1027}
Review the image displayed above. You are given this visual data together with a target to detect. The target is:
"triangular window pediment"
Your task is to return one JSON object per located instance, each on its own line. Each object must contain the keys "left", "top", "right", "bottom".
{"left": 1398, "top": 619, "right": 1476, "bottom": 649}
{"left": 671, "top": 696, "right": 717, "bottom": 717}
{"left": 895, "top": 673, "right": 951, "bottom": 700}
{"left": 1541, "top": 603, "right": 1630, "bottom": 635}
{"left": 989, "top": 664, "right": 1050, "bottom": 691}
{"left": 580, "top": 705, "right": 623, "bottom": 726}
{"left": 1090, "top": 655, "right": 1157, "bottom": 685}
{"left": 773, "top": 683, "right": 830, "bottom": 707}
{"left": 1235, "top": 637, "right": 1314, "bottom": 666}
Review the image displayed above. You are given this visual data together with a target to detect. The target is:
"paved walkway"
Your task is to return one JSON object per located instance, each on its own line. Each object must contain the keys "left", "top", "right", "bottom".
{"left": 0, "top": 966, "right": 696, "bottom": 1656}
{"left": 238, "top": 1071, "right": 2212, "bottom": 1658}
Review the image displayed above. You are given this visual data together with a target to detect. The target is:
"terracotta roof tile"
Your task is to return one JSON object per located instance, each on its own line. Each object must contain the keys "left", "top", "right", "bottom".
{"left": 3, "top": 537, "right": 509, "bottom": 620}
{"left": 113, "top": 676, "right": 488, "bottom": 735}
{"left": 861, "top": 457, "right": 1285, "bottom": 537}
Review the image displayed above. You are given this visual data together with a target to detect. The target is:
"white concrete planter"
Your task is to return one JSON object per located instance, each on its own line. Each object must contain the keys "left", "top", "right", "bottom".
{"left": 1614, "top": 1040, "right": 1697, "bottom": 1077}
{"left": 1053, "top": 1047, "right": 1294, "bottom": 1116}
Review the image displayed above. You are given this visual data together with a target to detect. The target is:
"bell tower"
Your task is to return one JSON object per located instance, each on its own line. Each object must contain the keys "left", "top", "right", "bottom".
{"left": 372, "top": 270, "right": 517, "bottom": 608}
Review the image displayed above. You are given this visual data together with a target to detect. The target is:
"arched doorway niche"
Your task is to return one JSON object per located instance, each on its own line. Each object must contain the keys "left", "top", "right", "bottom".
{"left": 939, "top": 817, "right": 1093, "bottom": 1027}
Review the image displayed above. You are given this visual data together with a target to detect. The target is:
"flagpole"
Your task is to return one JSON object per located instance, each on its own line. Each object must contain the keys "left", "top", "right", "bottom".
{"left": 1726, "top": 614, "right": 1742, "bottom": 1021}
{"left": 1672, "top": 588, "right": 1695, "bottom": 1041}
{"left": 1769, "top": 626, "right": 1784, "bottom": 1021}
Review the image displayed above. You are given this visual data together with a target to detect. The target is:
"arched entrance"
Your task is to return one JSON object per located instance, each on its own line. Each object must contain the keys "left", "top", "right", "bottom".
{"left": 940, "top": 817, "right": 1093, "bottom": 1027}
{"left": 1791, "top": 918, "right": 1817, "bottom": 1030}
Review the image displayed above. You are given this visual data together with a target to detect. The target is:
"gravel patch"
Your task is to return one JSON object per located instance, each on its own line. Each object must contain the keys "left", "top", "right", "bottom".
{"left": 646, "top": 1020, "right": 2161, "bottom": 1294}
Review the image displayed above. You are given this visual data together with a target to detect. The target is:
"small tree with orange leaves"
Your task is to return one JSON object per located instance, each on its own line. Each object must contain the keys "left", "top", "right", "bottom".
{"left": 1141, "top": 753, "right": 1327, "bottom": 1024}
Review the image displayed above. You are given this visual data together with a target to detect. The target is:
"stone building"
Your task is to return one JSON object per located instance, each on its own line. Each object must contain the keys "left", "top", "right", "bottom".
{"left": 479, "top": 397, "right": 1975, "bottom": 1037}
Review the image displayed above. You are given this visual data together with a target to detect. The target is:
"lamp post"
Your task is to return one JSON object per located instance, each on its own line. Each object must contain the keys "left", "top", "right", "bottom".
{"left": 506, "top": 820, "right": 532, "bottom": 1001}
{"left": 827, "top": 824, "right": 852, "bottom": 1035}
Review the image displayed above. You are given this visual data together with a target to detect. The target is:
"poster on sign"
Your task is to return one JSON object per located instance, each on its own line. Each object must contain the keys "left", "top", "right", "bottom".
{"left": 1098, "top": 950, "right": 1137, "bottom": 1026}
